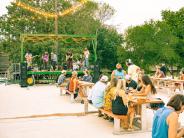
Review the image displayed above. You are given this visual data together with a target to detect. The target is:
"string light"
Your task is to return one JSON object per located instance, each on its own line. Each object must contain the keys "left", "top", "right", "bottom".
{"left": 14, "top": 0, "right": 88, "bottom": 18}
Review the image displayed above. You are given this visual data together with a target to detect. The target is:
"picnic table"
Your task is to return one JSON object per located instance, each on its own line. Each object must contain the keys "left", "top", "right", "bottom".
{"left": 150, "top": 77, "right": 184, "bottom": 93}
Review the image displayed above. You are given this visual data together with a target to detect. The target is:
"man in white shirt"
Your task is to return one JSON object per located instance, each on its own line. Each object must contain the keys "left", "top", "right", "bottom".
{"left": 126, "top": 59, "right": 140, "bottom": 82}
{"left": 88, "top": 75, "right": 108, "bottom": 108}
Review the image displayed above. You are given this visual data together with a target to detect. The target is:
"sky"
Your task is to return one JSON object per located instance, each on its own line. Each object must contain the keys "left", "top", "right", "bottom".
{"left": 0, "top": 0, "right": 184, "bottom": 33}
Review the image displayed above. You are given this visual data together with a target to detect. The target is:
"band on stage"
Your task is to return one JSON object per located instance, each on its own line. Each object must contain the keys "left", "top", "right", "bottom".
{"left": 25, "top": 48, "right": 90, "bottom": 71}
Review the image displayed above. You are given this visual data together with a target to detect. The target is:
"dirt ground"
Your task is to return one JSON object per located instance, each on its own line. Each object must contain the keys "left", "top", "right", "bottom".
{"left": 0, "top": 84, "right": 183, "bottom": 138}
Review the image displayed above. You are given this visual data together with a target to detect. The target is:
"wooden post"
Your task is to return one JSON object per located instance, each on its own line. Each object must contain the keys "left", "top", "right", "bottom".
{"left": 83, "top": 98, "right": 88, "bottom": 114}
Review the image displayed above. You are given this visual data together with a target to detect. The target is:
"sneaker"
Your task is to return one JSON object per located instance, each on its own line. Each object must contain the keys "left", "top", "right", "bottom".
{"left": 109, "top": 117, "right": 114, "bottom": 122}
{"left": 103, "top": 114, "right": 109, "bottom": 120}
{"left": 81, "top": 100, "right": 84, "bottom": 104}
{"left": 98, "top": 113, "right": 103, "bottom": 117}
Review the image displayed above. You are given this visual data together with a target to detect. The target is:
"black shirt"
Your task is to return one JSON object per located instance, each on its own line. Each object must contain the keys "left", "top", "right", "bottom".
{"left": 160, "top": 66, "right": 167, "bottom": 76}
{"left": 126, "top": 80, "right": 137, "bottom": 90}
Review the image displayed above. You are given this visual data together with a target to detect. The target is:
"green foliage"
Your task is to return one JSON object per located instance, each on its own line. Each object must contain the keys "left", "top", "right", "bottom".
{"left": 121, "top": 8, "right": 184, "bottom": 73}
{"left": 97, "top": 27, "right": 123, "bottom": 70}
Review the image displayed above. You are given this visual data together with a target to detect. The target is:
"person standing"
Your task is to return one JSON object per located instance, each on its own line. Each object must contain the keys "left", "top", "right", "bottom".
{"left": 66, "top": 50, "right": 73, "bottom": 70}
{"left": 25, "top": 50, "right": 33, "bottom": 70}
{"left": 42, "top": 52, "right": 49, "bottom": 70}
{"left": 126, "top": 59, "right": 140, "bottom": 82}
{"left": 51, "top": 52, "right": 57, "bottom": 71}
{"left": 83, "top": 48, "right": 90, "bottom": 68}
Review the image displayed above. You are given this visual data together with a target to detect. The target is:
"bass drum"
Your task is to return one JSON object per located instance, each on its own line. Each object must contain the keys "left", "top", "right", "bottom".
{"left": 27, "top": 76, "right": 35, "bottom": 86}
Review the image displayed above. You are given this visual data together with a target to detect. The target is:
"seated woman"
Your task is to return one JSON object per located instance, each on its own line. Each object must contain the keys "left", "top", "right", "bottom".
{"left": 152, "top": 94, "right": 184, "bottom": 138}
{"left": 68, "top": 71, "right": 79, "bottom": 99}
{"left": 78, "top": 69, "right": 93, "bottom": 103}
{"left": 112, "top": 79, "right": 135, "bottom": 130}
{"left": 82, "top": 69, "right": 92, "bottom": 82}
{"left": 132, "top": 75, "right": 164, "bottom": 110}
{"left": 103, "top": 78, "right": 118, "bottom": 111}
{"left": 153, "top": 66, "right": 166, "bottom": 88}
{"left": 133, "top": 75, "right": 157, "bottom": 98}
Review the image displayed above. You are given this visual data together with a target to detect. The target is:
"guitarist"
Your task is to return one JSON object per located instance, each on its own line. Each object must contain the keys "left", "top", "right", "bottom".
{"left": 25, "top": 50, "right": 33, "bottom": 70}
{"left": 42, "top": 52, "right": 49, "bottom": 70}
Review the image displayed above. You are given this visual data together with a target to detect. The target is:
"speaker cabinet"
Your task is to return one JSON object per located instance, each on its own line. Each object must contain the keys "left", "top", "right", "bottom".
{"left": 20, "top": 62, "right": 28, "bottom": 87}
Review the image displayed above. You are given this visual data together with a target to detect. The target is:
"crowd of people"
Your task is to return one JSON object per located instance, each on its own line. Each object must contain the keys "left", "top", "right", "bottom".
{"left": 24, "top": 48, "right": 90, "bottom": 71}
{"left": 24, "top": 49, "right": 184, "bottom": 137}
{"left": 57, "top": 58, "right": 184, "bottom": 137}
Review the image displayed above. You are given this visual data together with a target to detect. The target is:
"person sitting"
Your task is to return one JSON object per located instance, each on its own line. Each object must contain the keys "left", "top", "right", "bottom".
{"left": 91, "top": 75, "right": 109, "bottom": 109}
{"left": 173, "top": 69, "right": 184, "bottom": 94}
{"left": 68, "top": 71, "right": 79, "bottom": 99}
{"left": 57, "top": 70, "right": 67, "bottom": 95}
{"left": 125, "top": 75, "right": 137, "bottom": 93}
{"left": 82, "top": 69, "right": 92, "bottom": 82}
{"left": 152, "top": 94, "right": 184, "bottom": 138}
{"left": 111, "top": 63, "right": 126, "bottom": 80}
{"left": 103, "top": 78, "right": 118, "bottom": 112}
{"left": 160, "top": 63, "right": 167, "bottom": 77}
{"left": 112, "top": 79, "right": 135, "bottom": 130}
{"left": 136, "top": 72, "right": 144, "bottom": 91}
{"left": 153, "top": 65, "right": 166, "bottom": 88}
{"left": 133, "top": 75, "right": 157, "bottom": 98}
{"left": 154, "top": 65, "right": 165, "bottom": 78}
{"left": 78, "top": 70, "right": 93, "bottom": 103}
{"left": 132, "top": 75, "right": 164, "bottom": 110}
{"left": 179, "top": 69, "right": 184, "bottom": 80}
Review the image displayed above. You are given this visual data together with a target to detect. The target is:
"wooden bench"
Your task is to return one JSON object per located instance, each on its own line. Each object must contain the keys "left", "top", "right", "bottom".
{"left": 64, "top": 90, "right": 89, "bottom": 115}
{"left": 99, "top": 108, "right": 129, "bottom": 134}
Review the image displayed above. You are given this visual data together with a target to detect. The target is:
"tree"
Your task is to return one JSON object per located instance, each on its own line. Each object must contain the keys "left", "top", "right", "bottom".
{"left": 122, "top": 20, "right": 180, "bottom": 74}
{"left": 0, "top": 0, "right": 122, "bottom": 70}
{"left": 162, "top": 8, "right": 184, "bottom": 68}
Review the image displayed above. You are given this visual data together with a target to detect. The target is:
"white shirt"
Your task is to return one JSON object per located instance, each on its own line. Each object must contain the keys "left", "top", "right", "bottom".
{"left": 128, "top": 64, "right": 140, "bottom": 82}
{"left": 84, "top": 50, "right": 90, "bottom": 58}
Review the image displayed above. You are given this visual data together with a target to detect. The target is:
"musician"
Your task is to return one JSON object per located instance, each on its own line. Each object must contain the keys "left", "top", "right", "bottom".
{"left": 66, "top": 50, "right": 73, "bottom": 70}
{"left": 51, "top": 52, "right": 57, "bottom": 71}
{"left": 83, "top": 48, "right": 90, "bottom": 68}
{"left": 42, "top": 52, "right": 49, "bottom": 70}
{"left": 25, "top": 50, "right": 33, "bottom": 70}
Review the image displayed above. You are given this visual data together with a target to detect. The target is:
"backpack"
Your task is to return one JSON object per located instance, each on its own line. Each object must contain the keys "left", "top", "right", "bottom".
{"left": 112, "top": 96, "right": 128, "bottom": 115}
